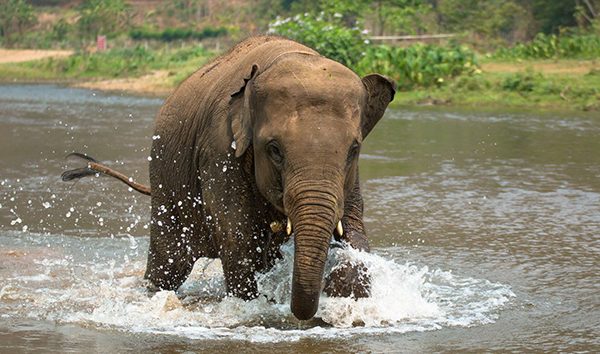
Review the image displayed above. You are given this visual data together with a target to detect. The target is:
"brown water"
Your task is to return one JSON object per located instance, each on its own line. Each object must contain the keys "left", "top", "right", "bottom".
{"left": 0, "top": 84, "right": 599, "bottom": 352}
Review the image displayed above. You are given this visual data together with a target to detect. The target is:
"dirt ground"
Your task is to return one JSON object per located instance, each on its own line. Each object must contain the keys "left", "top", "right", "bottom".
{"left": 0, "top": 49, "right": 73, "bottom": 64}
{"left": 74, "top": 70, "right": 173, "bottom": 96}
{"left": 481, "top": 60, "right": 599, "bottom": 74}
{"left": 1, "top": 49, "right": 173, "bottom": 96}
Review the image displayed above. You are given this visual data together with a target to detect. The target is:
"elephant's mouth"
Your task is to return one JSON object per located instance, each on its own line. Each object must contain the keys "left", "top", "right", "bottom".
{"left": 269, "top": 217, "right": 344, "bottom": 238}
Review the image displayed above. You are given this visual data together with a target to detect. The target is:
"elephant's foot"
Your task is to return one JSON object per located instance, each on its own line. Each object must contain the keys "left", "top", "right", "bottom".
{"left": 323, "top": 261, "right": 370, "bottom": 298}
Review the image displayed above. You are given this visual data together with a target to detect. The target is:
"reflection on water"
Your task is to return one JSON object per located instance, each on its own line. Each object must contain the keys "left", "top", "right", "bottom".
{"left": 1, "top": 85, "right": 599, "bottom": 351}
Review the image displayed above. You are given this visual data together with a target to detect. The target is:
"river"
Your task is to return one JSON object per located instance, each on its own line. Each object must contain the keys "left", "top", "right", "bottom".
{"left": 0, "top": 84, "right": 598, "bottom": 352}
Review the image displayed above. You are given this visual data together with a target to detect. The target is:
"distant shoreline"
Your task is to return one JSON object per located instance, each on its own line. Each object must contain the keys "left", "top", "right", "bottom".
{"left": 1, "top": 49, "right": 598, "bottom": 111}
{"left": 0, "top": 49, "right": 175, "bottom": 97}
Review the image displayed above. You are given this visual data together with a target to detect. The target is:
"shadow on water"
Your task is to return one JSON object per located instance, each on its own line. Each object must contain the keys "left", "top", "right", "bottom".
{"left": 0, "top": 85, "right": 599, "bottom": 351}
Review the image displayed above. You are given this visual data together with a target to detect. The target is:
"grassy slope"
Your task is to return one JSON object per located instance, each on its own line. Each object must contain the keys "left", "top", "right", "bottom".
{"left": 0, "top": 45, "right": 215, "bottom": 86}
{"left": 392, "top": 59, "right": 600, "bottom": 111}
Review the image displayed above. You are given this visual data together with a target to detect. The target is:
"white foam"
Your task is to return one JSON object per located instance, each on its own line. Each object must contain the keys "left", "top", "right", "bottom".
{"left": 0, "top": 237, "right": 515, "bottom": 342}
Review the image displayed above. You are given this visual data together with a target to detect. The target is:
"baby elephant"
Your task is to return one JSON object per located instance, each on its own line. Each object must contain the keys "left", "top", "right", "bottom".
{"left": 62, "top": 36, "right": 395, "bottom": 320}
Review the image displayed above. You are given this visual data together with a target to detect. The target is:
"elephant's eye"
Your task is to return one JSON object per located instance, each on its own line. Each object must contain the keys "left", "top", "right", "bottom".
{"left": 267, "top": 140, "right": 284, "bottom": 166}
{"left": 347, "top": 142, "right": 360, "bottom": 164}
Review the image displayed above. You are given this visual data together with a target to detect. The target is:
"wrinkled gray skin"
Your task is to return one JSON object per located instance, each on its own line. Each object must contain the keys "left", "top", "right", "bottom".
{"left": 147, "top": 36, "right": 395, "bottom": 320}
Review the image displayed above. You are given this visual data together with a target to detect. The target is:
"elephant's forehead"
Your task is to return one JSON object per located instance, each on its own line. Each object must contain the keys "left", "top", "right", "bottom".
{"left": 258, "top": 77, "right": 363, "bottom": 122}
{"left": 258, "top": 58, "right": 364, "bottom": 104}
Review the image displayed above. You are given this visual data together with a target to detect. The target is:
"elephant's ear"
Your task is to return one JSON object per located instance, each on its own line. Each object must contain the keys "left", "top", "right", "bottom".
{"left": 229, "top": 64, "right": 259, "bottom": 158}
{"left": 361, "top": 74, "right": 396, "bottom": 138}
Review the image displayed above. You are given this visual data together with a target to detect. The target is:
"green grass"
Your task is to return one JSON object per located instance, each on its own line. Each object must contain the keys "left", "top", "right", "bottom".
{"left": 392, "top": 61, "right": 600, "bottom": 111}
{"left": 0, "top": 45, "right": 216, "bottom": 86}
{"left": 1, "top": 47, "right": 598, "bottom": 111}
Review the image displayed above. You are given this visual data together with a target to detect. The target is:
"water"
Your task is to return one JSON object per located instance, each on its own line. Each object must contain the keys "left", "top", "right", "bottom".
{"left": 0, "top": 84, "right": 598, "bottom": 352}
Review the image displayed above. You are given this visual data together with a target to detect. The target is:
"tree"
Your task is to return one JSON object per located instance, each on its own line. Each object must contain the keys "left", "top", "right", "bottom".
{"left": 437, "top": 0, "right": 530, "bottom": 42}
{"left": 0, "top": 0, "right": 36, "bottom": 46}
{"left": 77, "top": 0, "right": 130, "bottom": 39}
{"left": 575, "top": 0, "right": 599, "bottom": 28}
{"left": 368, "top": 0, "right": 436, "bottom": 35}
{"left": 521, "top": 0, "right": 578, "bottom": 34}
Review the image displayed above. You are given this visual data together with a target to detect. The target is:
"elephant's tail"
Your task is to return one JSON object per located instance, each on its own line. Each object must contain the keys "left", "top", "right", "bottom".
{"left": 61, "top": 152, "right": 151, "bottom": 196}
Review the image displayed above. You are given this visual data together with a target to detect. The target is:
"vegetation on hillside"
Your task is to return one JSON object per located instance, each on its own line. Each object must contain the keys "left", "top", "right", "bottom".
{"left": 0, "top": 0, "right": 599, "bottom": 111}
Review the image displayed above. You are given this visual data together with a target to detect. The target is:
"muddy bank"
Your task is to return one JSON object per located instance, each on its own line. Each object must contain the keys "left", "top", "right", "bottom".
{"left": 73, "top": 70, "right": 174, "bottom": 97}
{"left": 0, "top": 49, "right": 73, "bottom": 64}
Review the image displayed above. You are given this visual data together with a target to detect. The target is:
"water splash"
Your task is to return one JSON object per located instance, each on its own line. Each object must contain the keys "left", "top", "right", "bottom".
{"left": 0, "top": 231, "right": 515, "bottom": 342}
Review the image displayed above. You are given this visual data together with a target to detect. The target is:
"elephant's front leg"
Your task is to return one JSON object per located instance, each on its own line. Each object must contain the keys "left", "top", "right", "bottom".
{"left": 213, "top": 218, "right": 271, "bottom": 299}
{"left": 324, "top": 175, "right": 371, "bottom": 298}
{"left": 205, "top": 161, "right": 273, "bottom": 300}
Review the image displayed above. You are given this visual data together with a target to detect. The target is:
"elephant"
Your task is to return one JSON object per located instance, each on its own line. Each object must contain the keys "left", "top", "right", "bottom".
{"left": 62, "top": 36, "right": 396, "bottom": 321}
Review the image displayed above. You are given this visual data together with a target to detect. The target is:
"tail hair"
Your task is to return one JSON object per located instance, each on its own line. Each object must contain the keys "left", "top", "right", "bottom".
{"left": 61, "top": 153, "right": 100, "bottom": 181}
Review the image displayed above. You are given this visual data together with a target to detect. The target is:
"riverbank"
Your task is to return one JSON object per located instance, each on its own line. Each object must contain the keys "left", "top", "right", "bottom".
{"left": 393, "top": 59, "right": 600, "bottom": 111}
{"left": 0, "top": 49, "right": 598, "bottom": 111}
{"left": 0, "top": 49, "right": 73, "bottom": 64}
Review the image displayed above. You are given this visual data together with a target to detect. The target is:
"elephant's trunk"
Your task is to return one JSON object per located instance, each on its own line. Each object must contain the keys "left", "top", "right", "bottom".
{"left": 285, "top": 176, "right": 343, "bottom": 320}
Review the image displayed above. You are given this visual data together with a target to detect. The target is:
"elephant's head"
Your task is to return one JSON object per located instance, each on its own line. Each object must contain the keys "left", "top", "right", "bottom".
{"left": 229, "top": 54, "right": 395, "bottom": 320}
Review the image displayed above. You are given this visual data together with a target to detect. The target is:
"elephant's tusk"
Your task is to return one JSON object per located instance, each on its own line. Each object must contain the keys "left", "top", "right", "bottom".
{"left": 286, "top": 218, "right": 293, "bottom": 236}
{"left": 336, "top": 220, "right": 343, "bottom": 237}
{"left": 270, "top": 221, "right": 283, "bottom": 233}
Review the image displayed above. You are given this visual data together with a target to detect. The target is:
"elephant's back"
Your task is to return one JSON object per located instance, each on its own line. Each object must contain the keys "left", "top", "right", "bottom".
{"left": 158, "top": 36, "right": 318, "bottom": 122}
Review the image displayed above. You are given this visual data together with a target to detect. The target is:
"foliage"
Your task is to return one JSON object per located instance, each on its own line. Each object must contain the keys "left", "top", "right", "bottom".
{"left": 389, "top": 64, "right": 600, "bottom": 111}
{"left": 355, "top": 43, "right": 478, "bottom": 90}
{"left": 130, "top": 26, "right": 227, "bottom": 42}
{"left": 494, "top": 32, "right": 600, "bottom": 59}
{"left": 162, "top": 0, "right": 209, "bottom": 24}
{"left": 22, "top": 44, "right": 211, "bottom": 80}
{"left": 366, "top": 0, "right": 436, "bottom": 36}
{"left": 530, "top": 0, "right": 578, "bottom": 34}
{"left": 437, "top": 0, "right": 530, "bottom": 43}
{"left": 267, "top": 12, "right": 368, "bottom": 67}
{"left": 283, "top": 0, "right": 436, "bottom": 35}
{"left": 500, "top": 71, "right": 538, "bottom": 93}
{"left": 574, "top": 0, "right": 600, "bottom": 28}
{"left": 77, "top": 0, "right": 130, "bottom": 39}
{"left": 42, "top": 46, "right": 155, "bottom": 78}
{"left": 0, "top": 0, "right": 36, "bottom": 46}
{"left": 51, "top": 19, "right": 71, "bottom": 41}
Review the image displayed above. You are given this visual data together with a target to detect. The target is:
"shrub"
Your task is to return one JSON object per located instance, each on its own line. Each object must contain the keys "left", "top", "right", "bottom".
{"left": 129, "top": 26, "right": 227, "bottom": 42}
{"left": 501, "top": 72, "right": 539, "bottom": 92}
{"left": 494, "top": 32, "right": 600, "bottom": 59}
{"left": 0, "top": 0, "right": 36, "bottom": 46}
{"left": 267, "top": 12, "right": 368, "bottom": 68}
{"left": 43, "top": 45, "right": 156, "bottom": 77}
{"left": 163, "top": 45, "right": 208, "bottom": 63}
{"left": 355, "top": 43, "right": 478, "bottom": 90}
{"left": 77, "top": 0, "right": 130, "bottom": 39}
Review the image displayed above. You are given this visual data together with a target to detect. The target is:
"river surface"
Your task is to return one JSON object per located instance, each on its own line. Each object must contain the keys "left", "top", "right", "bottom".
{"left": 0, "top": 84, "right": 598, "bottom": 352}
